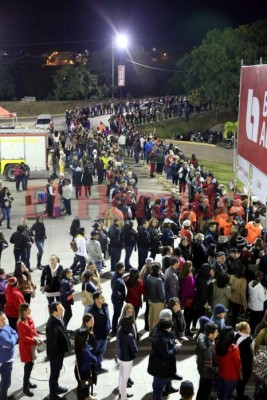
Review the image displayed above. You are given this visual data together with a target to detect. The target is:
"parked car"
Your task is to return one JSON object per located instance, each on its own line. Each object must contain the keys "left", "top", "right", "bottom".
{"left": 35, "top": 114, "right": 53, "bottom": 130}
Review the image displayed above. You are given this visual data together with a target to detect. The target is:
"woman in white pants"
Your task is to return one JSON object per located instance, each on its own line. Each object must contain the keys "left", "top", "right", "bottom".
{"left": 116, "top": 316, "right": 138, "bottom": 400}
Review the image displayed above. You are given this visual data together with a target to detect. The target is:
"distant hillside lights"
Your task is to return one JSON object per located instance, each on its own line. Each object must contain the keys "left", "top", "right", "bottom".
{"left": 46, "top": 51, "right": 87, "bottom": 66}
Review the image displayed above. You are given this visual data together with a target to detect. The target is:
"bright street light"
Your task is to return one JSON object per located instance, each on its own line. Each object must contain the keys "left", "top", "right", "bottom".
{"left": 112, "top": 33, "right": 129, "bottom": 99}
{"left": 116, "top": 33, "right": 128, "bottom": 49}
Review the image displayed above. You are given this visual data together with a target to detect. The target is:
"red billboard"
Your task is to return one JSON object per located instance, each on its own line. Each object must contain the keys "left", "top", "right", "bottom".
{"left": 238, "top": 65, "right": 267, "bottom": 176}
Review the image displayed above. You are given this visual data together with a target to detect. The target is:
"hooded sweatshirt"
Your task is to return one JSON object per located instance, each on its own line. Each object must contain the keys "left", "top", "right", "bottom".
{"left": 248, "top": 280, "right": 267, "bottom": 311}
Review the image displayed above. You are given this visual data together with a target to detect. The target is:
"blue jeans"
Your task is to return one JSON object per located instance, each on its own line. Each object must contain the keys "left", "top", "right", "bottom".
{"left": 72, "top": 254, "right": 86, "bottom": 275}
{"left": 0, "top": 361, "right": 13, "bottom": 400}
{"left": 152, "top": 376, "right": 169, "bottom": 400}
{"left": 124, "top": 244, "right": 134, "bottom": 271}
{"left": 35, "top": 240, "right": 44, "bottom": 257}
{"left": 216, "top": 376, "right": 237, "bottom": 400}
{"left": 96, "top": 339, "right": 108, "bottom": 369}
{"left": 95, "top": 261, "right": 102, "bottom": 274}
{"left": 1, "top": 208, "right": 11, "bottom": 227}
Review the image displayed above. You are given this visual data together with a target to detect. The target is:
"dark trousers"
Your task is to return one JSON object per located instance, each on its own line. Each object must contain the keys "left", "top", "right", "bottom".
{"left": 184, "top": 306, "right": 194, "bottom": 331}
{"left": 236, "top": 367, "right": 252, "bottom": 400}
{"left": 24, "top": 246, "right": 31, "bottom": 270}
{"left": 230, "top": 301, "right": 242, "bottom": 328}
{"left": 110, "top": 247, "right": 121, "bottom": 272}
{"left": 71, "top": 255, "right": 86, "bottom": 275}
{"left": 47, "top": 296, "right": 60, "bottom": 306}
{"left": 47, "top": 195, "right": 54, "bottom": 216}
{"left": 152, "top": 377, "right": 169, "bottom": 400}
{"left": 49, "top": 354, "right": 64, "bottom": 397}
{"left": 216, "top": 376, "right": 237, "bottom": 400}
{"left": 75, "top": 186, "right": 82, "bottom": 199}
{"left": 7, "top": 316, "right": 18, "bottom": 332}
{"left": 62, "top": 301, "right": 72, "bottom": 328}
{"left": 249, "top": 309, "right": 265, "bottom": 334}
{"left": 138, "top": 247, "right": 148, "bottom": 270}
{"left": 15, "top": 176, "right": 22, "bottom": 191}
{"left": 23, "top": 362, "right": 33, "bottom": 391}
{"left": 124, "top": 244, "right": 134, "bottom": 271}
{"left": 144, "top": 299, "right": 150, "bottom": 330}
{"left": 0, "top": 361, "right": 13, "bottom": 400}
{"left": 14, "top": 248, "right": 25, "bottom": 264}
{"left": 112, "top": 300, "right": 124, "bottom": 333}
{"left": 196, "top": 377, "right": 213, "bottom": 400}
{"left": 63, "top": 198, "right": 72, "bottom": 215}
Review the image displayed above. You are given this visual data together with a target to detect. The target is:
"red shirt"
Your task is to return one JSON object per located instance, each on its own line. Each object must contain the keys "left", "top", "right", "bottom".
{"left": 5, "top": 285, "right": 25, "bottom": 318}
{"left": 126, "top": 279, "right": 145, "bottom": 307}
{"left": 216, "top": 344, "right": 242, "bottom": 381}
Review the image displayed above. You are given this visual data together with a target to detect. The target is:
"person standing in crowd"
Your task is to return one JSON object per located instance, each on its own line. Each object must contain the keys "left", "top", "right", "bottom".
{"left": 31, "top": 216, "right": 46, "bottom": 270}
{"left": 179, "top": 260, "right": 196, "bottom": 335}
{"left": 9, "top": 225, "right": 28, "bottom": 265}
{"left": 0, "top": 311, "right": 18, "bottom": 400}
{"left": 13, "top": 164, "right": 24, "bottom": 193}
{"left": 4, "top": 276, "right": 24, "bottom": 331}
{"left": 111, "top": 262, "right": 126, "bottom": 334}
{"left": 40, "top": 255, "right": 63, "bottom": 305}
{"left": 122, "top": 221, "right": 137, "bottom": 272}
{"left": 116, "top": 316, "right": 138, "bottom": 400}
{"left": 59, "top": 268, "right": 74, "bottom": 328}
{"left": 46, "top": 178, "right": 56, "bottom": 217}
{"left": 235, "top": 321, "right": 253, "bottom": 400}
{"left": 86, "top": 230, "right": 105, "bottom": 274}
{"left": 216, "top": 326, "right": 242, "bottom": 400}
{"left": 229, "top": 264, "right": 247, "bottom": 328}
{"left": 71, "top": 227, "right": 88, "bottom": 278}
{"left": 146, "top": 262, "right": 165, "bottom": 331}
{"left": 164, "top": 257, "right": 180, "bottom": 302}
{"left": 13, "top": 261, "right": 36, "bottom": 304}
{"left": 148, "top": 218, "right": 161, "bottom": 260}
{"left": 0, "top": 268, "right": 6, "bottom": 312}
{"left": 125, "top": 268, "right": 144, "bottom": 318}
{"left": 62, "top": 178, "right": 73, "bottom": 216}
{"left": 109, "top": 219, "right": 123, "bottom": 272}
{"left": 17, "top": 303, "right": 42, "bottom": 397}
{"left": 195, "top": 322, "right": 218, "bottom": 400}
{"left": 248, "top": 270, "right": 267, "bottom": 334}
{"left": 82, "top": 165, "right": 93, "bottom": 198}
{"left": 46, "top": 301, "right": 71, "bottom": 400}
{"left": 167, "top": 297, "right": 186, "bottom": 341}
{"left": 20, "top": 162, "right": 30, "bottom": 191}
{"left": 0, "top": 231, "right": 8, "bottom": 264}
{"left": 21, "top": 217, "right": 34, "bottom": 272}
{"left": 87, "top": 291, "right": 111, "bottom": 374}
{"left": 73, "top": 166, "right": 83, "bottom": 200}
{"left": 74, "top": 313, "right": 97, "bottom": 400}
{"left": 137, "top": 219, "right": 150, "bottom": 270}
{"left": 147, "top": 318, "right": 180, "bottom": 400}
{"left": 252, "top": 327, "right": 267, "bottom": 400}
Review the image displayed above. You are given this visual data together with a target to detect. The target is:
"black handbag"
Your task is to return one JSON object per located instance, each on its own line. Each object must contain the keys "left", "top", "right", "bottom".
{"left": 76, "top": 361, "right": 93, "bottom": 389}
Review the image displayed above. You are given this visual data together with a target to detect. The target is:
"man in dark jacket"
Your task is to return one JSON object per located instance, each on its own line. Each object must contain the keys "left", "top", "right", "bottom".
{"left": 46, "top": 301, "right": 71, "bottom": 400}
{"left": 9, "top": 225, "right": 28, "bottom": 265}
{"left": 111, "top": 262, "right": 126, "bottom": 334}
{"left": 195, "top": 322, "right": 218, "bottom": 400}
{"left": 31, "top": 215, "right": 46, "bottom": 269}
{"left": 87, "top": 291, "right": 111, "bottom": 374}
{"left": 109, "top": 219, "right": 123, "bottom": 272}
{"left": 137, "top": 219, "right": 150, "bottom": 270}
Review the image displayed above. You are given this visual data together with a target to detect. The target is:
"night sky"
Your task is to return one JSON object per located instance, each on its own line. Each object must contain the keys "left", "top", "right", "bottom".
{"left": 1, "top": 0, "right": 266, "bottom": 53}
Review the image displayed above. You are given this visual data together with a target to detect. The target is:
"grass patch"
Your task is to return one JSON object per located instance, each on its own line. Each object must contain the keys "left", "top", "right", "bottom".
{"left": 141, "top": 110, "right": 236, "bottom": 138}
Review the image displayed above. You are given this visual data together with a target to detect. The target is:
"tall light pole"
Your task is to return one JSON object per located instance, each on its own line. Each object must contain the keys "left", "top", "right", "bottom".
{"left": 111, "top": 33, "right": 128, "bottom": 100}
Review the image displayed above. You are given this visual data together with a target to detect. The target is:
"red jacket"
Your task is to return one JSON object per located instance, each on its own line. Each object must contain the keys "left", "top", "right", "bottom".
{"left": 216, "top": 344, "right": 242, "bottom": 381}
{"left": 126, "top": 279, "right": 145, "bottom": 307}
{"left": 17, "top": 317, "right": 38, "bottom": 363}
{"left": 5, "top": 285, "right": 25, "bottom": 318}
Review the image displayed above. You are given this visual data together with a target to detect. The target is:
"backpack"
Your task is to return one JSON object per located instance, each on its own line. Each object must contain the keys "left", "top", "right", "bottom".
{"left": 70, "top": 240, "right": 78, "bottom": 253}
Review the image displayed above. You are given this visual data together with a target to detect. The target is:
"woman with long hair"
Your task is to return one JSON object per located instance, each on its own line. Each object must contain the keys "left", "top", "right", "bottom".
{"left": 74, "top": 313, "right": 97, "bottom": 400}
{"left": 235, "top": 321, "right": 252, "bottom": 400}
{"left": 167, "top": 297, "right": 186, "bottom": 340}
{"left": 179, "top": 261, "right": 195, "bottom": 335}
{"left": 125, "top": 268, "right": 144, "bottom": 318}
{"left": 17, "top": 303, "right": 42, "bottom": 397}
{"left": 0, "top": 187, "right": 13, "bottom": 229}
{"left": 216, "top": 326, "right": 242, "bottom": 400}
{"left": 13, "top": 261, "right": 36, "bottom": 304}
{"left": 179, "top": 237, "right": 192, "bottom": 261}
{"left": 60, "top": 268, "right": 74, "bottom": 328}
{"left": 252, "top": 327, "right": 267, "bottom": 400}
{"left": 116, "top": 316, "right": 138, "bottom": 400}
{"left": 229, "top": 265, "right": 247, "bottom": 328}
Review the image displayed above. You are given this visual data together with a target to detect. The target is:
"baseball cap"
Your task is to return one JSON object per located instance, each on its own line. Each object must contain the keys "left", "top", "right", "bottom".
{"left": 214, "top": 303, "right": 228, "bottom": 314}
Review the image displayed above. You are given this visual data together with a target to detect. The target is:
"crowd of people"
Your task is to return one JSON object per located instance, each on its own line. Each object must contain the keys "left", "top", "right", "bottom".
{"left": 0, "top": 110, "right": 267, "bottom": 400}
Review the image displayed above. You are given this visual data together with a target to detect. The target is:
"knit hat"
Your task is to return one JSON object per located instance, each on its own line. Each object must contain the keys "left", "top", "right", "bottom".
{"left": 214, "top": 303, "right": 228, "bottom": 314}
{"left": 159, "top": 309, "right": 172, "bottom": 320}
{"left": 195, "top": 233, "right": 204, "bottom": 242}
{"left": 180, "top": 380, "right": 194, "bottom": 398}
{"left": 199, "top": 316, "right": 211, "bottom": 331}
{"left": 91, "top": 230, "right": 99, "bottom": 237}
{"left": 182, "top": 220, "right": 191, "bottom": 227}
{"left": 216, "top": 251, "right": 226, "bottom": 258}
{"left": 236, "top": 236, "right": 246, "bottom": 249}
{"left": 8, "top": 276, "right": 17, "bottom": 286}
